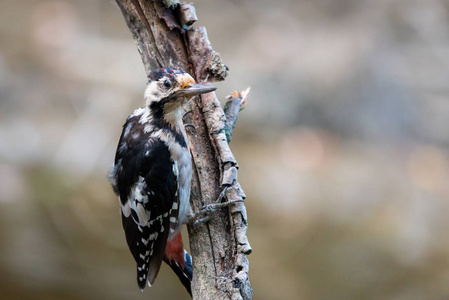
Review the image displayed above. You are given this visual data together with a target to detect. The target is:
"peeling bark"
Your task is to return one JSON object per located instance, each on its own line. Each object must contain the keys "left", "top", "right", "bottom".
{"left": 114, "top": 1, "right": 252, "bottom": 299}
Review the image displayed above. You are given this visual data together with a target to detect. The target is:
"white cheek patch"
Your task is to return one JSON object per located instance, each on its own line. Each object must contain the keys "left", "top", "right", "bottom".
{"left": 144, "top": 80, "right": 171, "bottom": 106}
{"left": 144, "top": 81, "right": 158, "bottom": 102}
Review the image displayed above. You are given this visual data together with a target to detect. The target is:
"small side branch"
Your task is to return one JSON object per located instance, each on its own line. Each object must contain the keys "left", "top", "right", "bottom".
{"left": 224, "top": 88, "right": 250, "bottom": 143}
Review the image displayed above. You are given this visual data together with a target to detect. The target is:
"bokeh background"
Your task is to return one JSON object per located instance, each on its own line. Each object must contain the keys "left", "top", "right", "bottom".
{"left": 1, "top": 0, "right": 449, "bottom": 299}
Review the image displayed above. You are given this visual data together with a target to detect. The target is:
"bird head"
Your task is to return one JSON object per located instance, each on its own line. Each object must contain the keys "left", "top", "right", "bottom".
{"left": 144, "top": 68, "right": 216, "bottom": 109}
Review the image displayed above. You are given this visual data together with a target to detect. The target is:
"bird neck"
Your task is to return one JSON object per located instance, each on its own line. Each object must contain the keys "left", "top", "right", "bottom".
{"left": 148, "top": 100, "right": 186, "bottom": 135}
{"left": 162, "top": 103, "right": 184, "bottom": 130}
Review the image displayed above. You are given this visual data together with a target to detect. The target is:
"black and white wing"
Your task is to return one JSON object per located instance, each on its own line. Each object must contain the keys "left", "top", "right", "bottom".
{"left": 109, "top": 115, "right": 179, "bottom": 290}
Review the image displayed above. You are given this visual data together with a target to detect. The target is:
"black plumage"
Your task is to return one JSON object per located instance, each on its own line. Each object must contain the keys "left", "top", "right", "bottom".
{"left": 112, "top": 114, "right": 178, "bottom": 290}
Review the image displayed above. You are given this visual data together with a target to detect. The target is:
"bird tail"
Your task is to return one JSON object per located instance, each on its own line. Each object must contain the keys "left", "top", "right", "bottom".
{"left": 163, "top": 232, "right": 193, "bottom": 296}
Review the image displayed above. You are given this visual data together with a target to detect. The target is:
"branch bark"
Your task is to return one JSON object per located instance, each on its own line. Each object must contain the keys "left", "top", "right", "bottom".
{"left": 114, "top": 1, "right": 252, "bottom": 299}
{"left": 224, "top": 88, "right": 250, "bottom": 143}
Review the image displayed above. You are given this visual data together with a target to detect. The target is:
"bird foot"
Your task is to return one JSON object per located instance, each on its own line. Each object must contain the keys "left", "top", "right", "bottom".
{"left": 183, "top": 109, "right": 196, "bottom": 132}
{"left": 188, "top": 187, "right": 243, "bottom": 229}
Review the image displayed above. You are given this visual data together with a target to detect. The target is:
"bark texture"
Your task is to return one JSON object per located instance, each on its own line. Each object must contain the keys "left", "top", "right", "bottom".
{"left": 114, "top": 1, "right": 252, "bottom": 299}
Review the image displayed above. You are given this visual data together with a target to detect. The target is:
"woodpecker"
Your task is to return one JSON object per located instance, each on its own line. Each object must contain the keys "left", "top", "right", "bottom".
{"left": 109, "top": 68, "right": 216, "bottom": 293}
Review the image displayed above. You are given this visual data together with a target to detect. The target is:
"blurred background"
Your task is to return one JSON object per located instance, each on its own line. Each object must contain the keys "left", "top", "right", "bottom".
{"left": 1, "top": 0, "right": 449, "bottom": 299}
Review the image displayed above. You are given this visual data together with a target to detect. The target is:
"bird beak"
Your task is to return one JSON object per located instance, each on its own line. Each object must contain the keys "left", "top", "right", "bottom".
{"left": 176, "top": 83, "right": 217, "bottom": 97}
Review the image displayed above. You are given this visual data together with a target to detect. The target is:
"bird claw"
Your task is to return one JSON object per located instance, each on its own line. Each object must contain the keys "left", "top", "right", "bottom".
{"left": 188, "top": 187, "right": 243, "bottom": 229}
{"left": 182, "top": 109, "right": 194, "bottom": 119}
{"left": 183, "top": 108, "right": 196, "bottom": 132}
{"left": 184, "top": 123, "right": 196, "bottom": 132}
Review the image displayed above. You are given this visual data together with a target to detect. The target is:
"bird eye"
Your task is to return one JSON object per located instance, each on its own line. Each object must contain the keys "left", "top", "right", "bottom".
{"left": 163, "top": 79, "right": 172, "bottom": 89}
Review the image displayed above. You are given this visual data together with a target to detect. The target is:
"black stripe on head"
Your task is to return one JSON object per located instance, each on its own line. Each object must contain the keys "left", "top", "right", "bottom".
{"left": 148, "top": 68, "right": 186, "bottom": 82}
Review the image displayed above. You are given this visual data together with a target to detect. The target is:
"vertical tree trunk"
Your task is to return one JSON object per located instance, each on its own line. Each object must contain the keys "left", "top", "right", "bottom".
{"left": 114, "top": 1, "right": 252, "bottom": 299}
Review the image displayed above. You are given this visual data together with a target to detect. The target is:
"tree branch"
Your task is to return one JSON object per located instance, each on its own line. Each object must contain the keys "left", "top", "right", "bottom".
{"left": 114, "top": 1, "right": 252, "bottom": 299}
{"left": 224, "top": 88, "right": 250, "bottom": 143}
